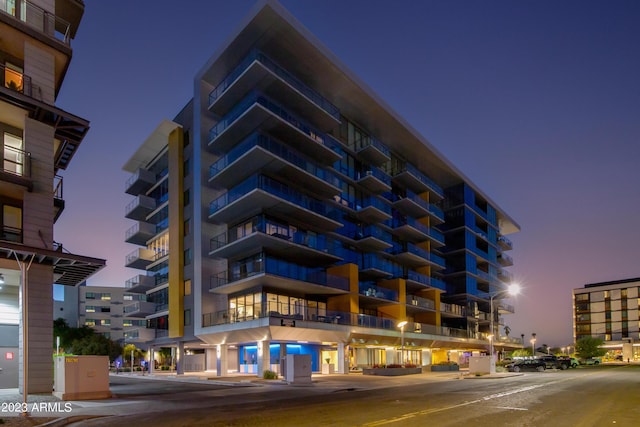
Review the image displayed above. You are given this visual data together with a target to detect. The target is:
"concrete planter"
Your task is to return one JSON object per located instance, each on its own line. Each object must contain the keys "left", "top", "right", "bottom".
{"left": 429, "top": 364, "right": 460, "bottom": 372}
{"left": 362, "top": 367, "right": 422, "bottom": 376}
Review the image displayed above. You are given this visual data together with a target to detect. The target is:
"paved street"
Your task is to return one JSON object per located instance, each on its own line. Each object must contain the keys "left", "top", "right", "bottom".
{"left": 1, "top": 365, "right": 639, "bottom": 426}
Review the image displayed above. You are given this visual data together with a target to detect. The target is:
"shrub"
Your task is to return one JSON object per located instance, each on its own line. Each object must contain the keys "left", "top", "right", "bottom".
{"left": 404, "top": 363, "right": 417, "bottom": 368}
{"left": 263, "top": 370, "right": 278, "bottom": 379}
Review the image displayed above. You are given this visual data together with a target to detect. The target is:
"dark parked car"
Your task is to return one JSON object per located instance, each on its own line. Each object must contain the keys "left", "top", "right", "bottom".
{"left": 507, "top": 359, "right": 546, "bottom": 372}
{"left": 539, "top": 355, "right": 569, "bottom": 370}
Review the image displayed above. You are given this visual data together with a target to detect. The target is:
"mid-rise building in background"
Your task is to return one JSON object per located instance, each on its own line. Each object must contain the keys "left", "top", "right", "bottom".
{"left": 122, "top": 0, "right": 520, "bottom": 375}
{"left": 54, "top": 283, "right": 151, "bottom": 345}
{"left": 573, "top": 277, "right": 639, "bottom": 361}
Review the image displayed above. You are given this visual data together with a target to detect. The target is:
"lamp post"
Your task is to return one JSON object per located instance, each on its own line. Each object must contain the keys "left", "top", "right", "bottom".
{"left": 397, "top": 320, "right": 407, "bottom": 365}
{"left": 488, "top": 283, "right": 520, "bottom": 370}
{"left": 531, "top": 333, "right": 537, "bottom": 356}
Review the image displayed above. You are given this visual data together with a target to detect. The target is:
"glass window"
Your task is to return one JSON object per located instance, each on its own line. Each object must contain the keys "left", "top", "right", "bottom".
{"left": 184, "top": 279, "right": 191, "bottom": 296}
{"left": 184, "top": 248, "right": 192, "bottom": 266}
{"left": 85, "top": 306, "right": 96, "bottom": 313}
{"left": 4, "top": 63, "right": 24, "bottom": 92}
{"left": 184, "top": 219, "right": 190, "bottom": 236}
{"left": 101, "top": 293, "right": 111, "bottom": 301}
{"left": 3, "top": 132, "right": 25, "bottom": 175}
{"left": 184, "top": 309, "right": 191, "bottom": 326}
{"left": 184, "top": 189, "right": 190, "bottom": 206}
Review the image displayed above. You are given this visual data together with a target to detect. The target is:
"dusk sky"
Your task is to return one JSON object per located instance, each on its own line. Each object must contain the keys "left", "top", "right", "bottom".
{"left": 53, "top": 1, "right": 640, "bottom": 348}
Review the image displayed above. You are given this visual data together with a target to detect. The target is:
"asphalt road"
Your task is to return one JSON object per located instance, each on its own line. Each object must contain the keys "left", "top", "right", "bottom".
{"left": 73, "top": 365, "right": 640, "bottom": 427}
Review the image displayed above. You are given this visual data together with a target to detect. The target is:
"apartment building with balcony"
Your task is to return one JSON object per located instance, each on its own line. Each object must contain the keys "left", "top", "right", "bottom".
{"left": 122, "top": 0, "right": 519, "bottom": 376}
{"left": 573, "top": 277, "right": 640, "bottom": 361}
{"left": 0, "top": 0, "right": 105, "bottom": 391}
{"left": 54, "top": 283, "right": 152, "bottom": 345}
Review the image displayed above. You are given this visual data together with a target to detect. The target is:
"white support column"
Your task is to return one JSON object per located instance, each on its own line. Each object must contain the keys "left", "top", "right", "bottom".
{"left": 216, "top": 344, "right": 228, "bottom": 377}
{"left": 176, "top": 341, "right": 184, "bottom": 375}
{"left": 337, "top": 343, "right": 348, "bottom": 374}
{"left": 257, "top": 340, "right": 271, "bottom": 377}
{"left": 149, "top": 347, "right": 154, "bottom": 375}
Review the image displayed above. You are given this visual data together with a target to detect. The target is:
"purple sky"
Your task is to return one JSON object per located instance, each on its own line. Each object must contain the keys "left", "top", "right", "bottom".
{"left": 54, "top": 1, "right": 640, "bottom": 347}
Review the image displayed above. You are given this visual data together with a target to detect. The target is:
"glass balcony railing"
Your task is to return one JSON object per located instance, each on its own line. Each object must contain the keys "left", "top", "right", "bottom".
{"left": 359, "top": 253, "right": 399, "bottom": 276}
{"left": 359, "top": 282, "right": 399, "bottom": 301}
{"left": 390, "top": 216, "right": 445, "bottom": 244}
{"left": 202, "top": 304, "right": 468, "bottom": 339}
{"left": 359, "top": 224, "right": 392, "bottom": 242}
{"left": 406, "top": 270, "right": 447, "bottom": 291}
{"left": 357, "top": 166, "right": 391, "bottom": 187}
{"left": 210, "top": 256, "right": 349, "bottom": 292}
{"left": 394, "top": 163, "right": 443, "bottom": 198}
{"left": 498, "top": 235, "right": 513, "bottom": 250}
{"left": 0, "top": 225, "right": 22, "bottom": 243}
{"left": 359, "top": 136, "right": 390, "bottom": 158}
{"left": 209, "top": 132, "right": 340, "bottom": 188}
{"left": 392, "top": 243, "right": 446, "bottom": 268}
{"left": 209, "top": 174, "right": 329, "bottom": 218}
{"left": 210, "top": 215, "right": 341, "bottom": 255}
{"left": 208, "top": 91, "right": 341, "bottom": 154}
{"left": 2, "top": 144, "right": 31, "bottom": 177}
{"left": 407, "top": 294, "right": 435, "bottom": 310}
{"left": 208, "top": 49, "right": 340, "bottom": 120}
{"left": 356, "top": 196, "right": 392, "bottom": 216}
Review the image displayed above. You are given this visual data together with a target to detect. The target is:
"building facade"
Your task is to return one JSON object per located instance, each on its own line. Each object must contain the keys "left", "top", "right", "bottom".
{"left": 0, "top": 0, "right": 105, "bottom": 391}
{"left": 573, "top": 278, "right": 640, "bottom": 361}
{"left": 54, "top": 284, "right": 152, "bottom": 346}
{"left": 122, "top": 0, "right": 520, "bottom": 375}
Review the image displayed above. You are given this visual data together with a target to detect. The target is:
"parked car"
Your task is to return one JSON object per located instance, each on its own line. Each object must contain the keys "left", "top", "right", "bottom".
{"left": 507, "top": 359, "right": 546, "bottom": 372}
{"left": 538, "top": 355, "right": 569, "bottom": 370}
{"left": 580, "top": 357, "right": 600, "bottom": 365}
{"left": 557, "top": 356, "right": 579, "bottom": 368}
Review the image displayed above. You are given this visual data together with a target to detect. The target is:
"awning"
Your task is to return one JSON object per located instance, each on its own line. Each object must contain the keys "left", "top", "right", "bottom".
{"left": 0, "top": 241, "right": 105, "bottom": 286}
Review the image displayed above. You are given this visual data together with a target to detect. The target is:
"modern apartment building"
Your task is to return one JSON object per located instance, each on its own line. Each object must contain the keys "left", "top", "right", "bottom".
{"left": 573, "top": 278, "right": 639, "bottom": 361}
{"left": 0, "top": 0, "right": 105, "bottom": 391}
{"left": 54, "top": 283, "right": 152, "bottom": 345}
{"left": 122, "top": 0, "right": 519, "bottom": 376}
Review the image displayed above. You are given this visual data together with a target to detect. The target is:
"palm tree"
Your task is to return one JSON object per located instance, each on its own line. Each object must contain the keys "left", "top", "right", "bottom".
{"left": 504, "top": 325, "right": 511, "bottom": 337}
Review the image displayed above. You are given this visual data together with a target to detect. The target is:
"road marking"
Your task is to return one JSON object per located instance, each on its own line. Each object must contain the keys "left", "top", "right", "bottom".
{"left": 495, "top": 406, "right": 528, "bottom": 411}
{"left": 363, "top": 379, "right": 577, "bottom": 426}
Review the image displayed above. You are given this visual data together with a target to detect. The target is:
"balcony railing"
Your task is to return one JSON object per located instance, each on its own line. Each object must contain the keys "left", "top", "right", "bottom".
{"left": 208, "top": 91, "right": 341, "bottom": 154}
{"left": 202, "top": 305, "right": 468, "bottom": 339}
{"left": 209, "top": 132, "right": 340, "bottom": 188}
{"left": 0, "top": 0, "right": 72, "bottom": 44}
{"left": 0, "top": 225, "right": 22, "bottom": 243}
{"left": 359, "top": 282, "right": 399, "bottom": 301}
{"left": 393, "top": 163, "right": 443, "bottom": 198}
{"left": 209, "top": 215, "right": 342, "bottom": 257}
{"left": 2, "top": 144, "right": 31, "bottom": 177}
{"left": 407, "top": 294, "right": 435, "bottom": 310}
{"left": 405, "top": 270, "right": 447, "bottom": 291}
{"left": 208, "top": 49, "right": 340, "bottom": 120}
{"left": 210, "top": 256, "right": 349, "bottom": 292}
{"left": 209, "top": 174, "right": 330, "bottom": 219}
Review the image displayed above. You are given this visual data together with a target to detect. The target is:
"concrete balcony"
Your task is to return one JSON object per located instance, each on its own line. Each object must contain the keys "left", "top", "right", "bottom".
{"left": 125, "top": 195, "right": 155, "bottom": 221}
{"left": 123, "top": 301, "right": 156, "bottom": 317}
{"left": 125, "top": 168, "right": 156, "bottom": 195}
{"left": 124, "top": 248, "right": 155, "bottom": 270}
{"left": 124, "top": 274, "right": 156, "bottom": 294}
{"left": 124, "top": 221, "right": 156, "bottom": 245}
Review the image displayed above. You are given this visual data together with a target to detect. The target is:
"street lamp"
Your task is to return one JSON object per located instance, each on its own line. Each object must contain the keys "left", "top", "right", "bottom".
{"left": 397, "top": 320, "right": 407, "bottom": 365}
{"left": 489, "top": 283, "right": 520, "bottom": 367}
{"left": 531, "top": 333, "right": 537, "bottom": 356}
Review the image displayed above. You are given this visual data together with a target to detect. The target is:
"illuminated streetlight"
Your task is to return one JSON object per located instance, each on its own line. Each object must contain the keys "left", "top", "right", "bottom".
{"left": 531, "top": 332, "right": 537, "bottom": 355}
{"left": 397, "top": 320, "right": 407, "bottom": 365}
{"left": 489, "top": 283, "right": 521, "bottom": 370}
